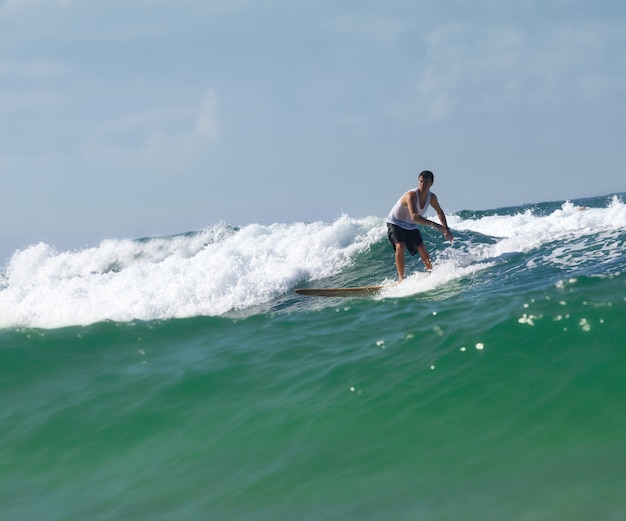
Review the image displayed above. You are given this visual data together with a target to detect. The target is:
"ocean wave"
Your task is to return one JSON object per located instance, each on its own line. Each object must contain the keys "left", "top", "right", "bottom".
{"left": 1, "top": 194, "right": 624, "bottom": 329}
{"left": 0, "top": 215, "right": 383, "bottom": 328}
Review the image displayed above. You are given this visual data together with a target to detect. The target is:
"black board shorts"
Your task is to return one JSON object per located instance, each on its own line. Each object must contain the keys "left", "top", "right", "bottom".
{"left": 387, "top": 223, "right": 424, "bottom": 256}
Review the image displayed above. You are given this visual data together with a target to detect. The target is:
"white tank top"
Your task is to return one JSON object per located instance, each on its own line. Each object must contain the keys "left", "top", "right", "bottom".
{"left": 386, "top": 189, "right": 433, "bottom": 230}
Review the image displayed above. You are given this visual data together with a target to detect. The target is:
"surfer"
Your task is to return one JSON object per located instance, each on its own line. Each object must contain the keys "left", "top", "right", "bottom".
{"left": 387, "top": 170, "right": 454, "bottom": 282}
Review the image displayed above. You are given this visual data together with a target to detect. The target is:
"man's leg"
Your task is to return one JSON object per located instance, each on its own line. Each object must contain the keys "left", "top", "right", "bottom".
{"left": 395, "top": 242, "right": 406, "bottom": 282}
{"left": 417, "top": 244, "right": 433, "bottom": 272}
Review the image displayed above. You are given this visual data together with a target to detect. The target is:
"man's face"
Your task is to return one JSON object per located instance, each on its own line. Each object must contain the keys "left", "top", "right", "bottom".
{"left": 418, "top": 175, "right": 433, "bottom": 191}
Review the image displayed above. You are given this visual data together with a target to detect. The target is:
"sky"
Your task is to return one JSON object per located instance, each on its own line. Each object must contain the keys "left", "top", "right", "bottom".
{"left": 1, "top": 0, "right": 625, "bottom": 258}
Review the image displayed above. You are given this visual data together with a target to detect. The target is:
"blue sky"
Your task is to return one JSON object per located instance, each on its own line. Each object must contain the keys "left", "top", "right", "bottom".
{"left": 2, "top": 0, "right": 625, "bottom": 257}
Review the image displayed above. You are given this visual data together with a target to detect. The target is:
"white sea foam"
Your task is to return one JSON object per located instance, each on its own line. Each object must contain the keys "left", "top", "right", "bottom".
{"left": 0, "top": 216, "right": 383, "bottom": 328}
{"left": 1, "top": 196, "right": 624, "bottom": 329}
{"left": 380, "top": 261, "right": 491, "bottom": 299}
{"left": 447, "top": 196, "right": 626, "bottom": 262}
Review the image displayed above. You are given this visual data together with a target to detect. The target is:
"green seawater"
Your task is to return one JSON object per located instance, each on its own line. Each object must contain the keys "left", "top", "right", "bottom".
{"left": 1, "top": 195, "right": 625, "bottom": 520}
{"left": 2, "top": 274, "right": 625, "bottom": 520}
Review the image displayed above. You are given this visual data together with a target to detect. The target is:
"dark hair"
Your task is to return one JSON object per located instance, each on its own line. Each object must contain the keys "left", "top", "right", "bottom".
{"left": 419, "top": 170, "right": 434, "bottom": 183}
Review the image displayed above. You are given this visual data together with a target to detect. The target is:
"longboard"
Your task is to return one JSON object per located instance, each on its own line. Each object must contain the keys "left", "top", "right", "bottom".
{"left": 295, "top": 286, "right": 383, "bottom": 297}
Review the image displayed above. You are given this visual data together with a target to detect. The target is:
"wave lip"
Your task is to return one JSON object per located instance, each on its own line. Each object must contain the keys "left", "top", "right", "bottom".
{"left": 0, "top": 216, "right": 383, "bottom": 329}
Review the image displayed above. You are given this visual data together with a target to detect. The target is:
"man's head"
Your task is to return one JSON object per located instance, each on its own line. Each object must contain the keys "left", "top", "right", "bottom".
{"left": 419, "top": 170, "right": 434, "bottom": 184}
{"left": 418, "top": 170, "right": 434, "bottom": 191}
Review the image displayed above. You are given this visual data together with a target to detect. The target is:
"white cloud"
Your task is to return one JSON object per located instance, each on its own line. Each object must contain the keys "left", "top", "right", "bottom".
{"left": 80, "top": 89, "right": 219, "bottom": 174}
{"left": 322, "top": 13, "right": 411, "bottom": 48}
{"left": 418, "top": 68, "right": 455, "bottom": 122}
{"left": 195, "top": 90, "right": 219, "bottom": 140}
{"left": 0, "top": 0, "right": 73, "bottom": 16}
{"left": 391, "top": 16, "right": 626, "bottom": 125}
{"left": 89, "top": 108, "right": 189, "bottom": 145}
{"left": 0, "top": 90, "right": 61, "bottom": 110}
{"left": 0, "top": 60, "right": 66, "bottom": 78}
{"left": 87, "top": 89, "right": 218, "bottom": 148}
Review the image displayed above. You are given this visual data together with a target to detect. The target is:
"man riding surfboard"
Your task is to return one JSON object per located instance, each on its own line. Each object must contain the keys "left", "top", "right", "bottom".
{"left": 387, "top": 170, "right": 454, "bottom": 282}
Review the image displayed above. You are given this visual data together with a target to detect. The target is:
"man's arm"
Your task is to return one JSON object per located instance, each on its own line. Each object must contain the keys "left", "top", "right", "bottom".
{"left": 430, "top": 194, "right": 454, "bottom": 242}
{"left": 404, "top": 192, "right": 453, "bottom": 241}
